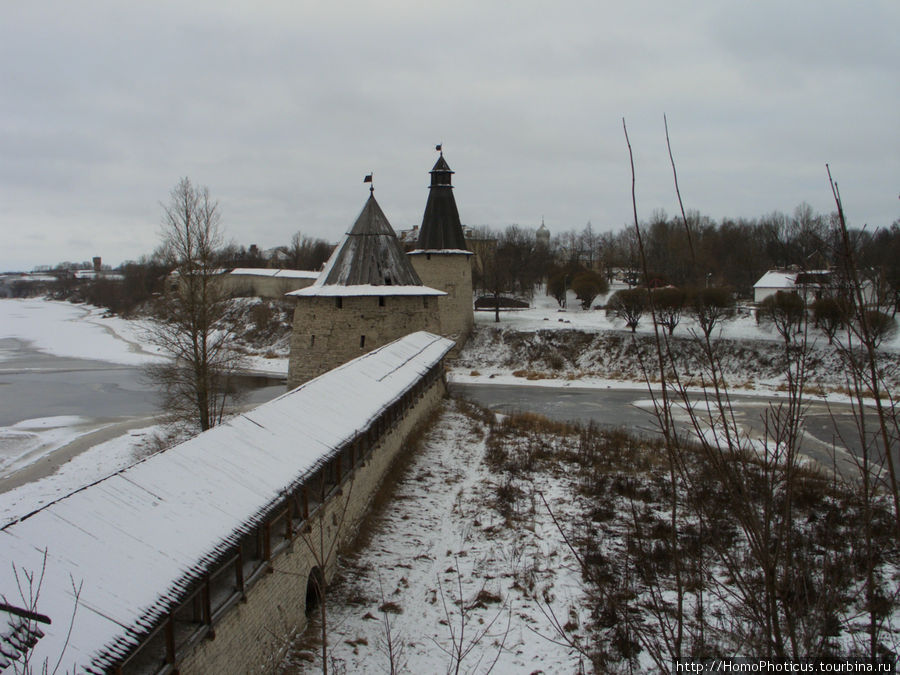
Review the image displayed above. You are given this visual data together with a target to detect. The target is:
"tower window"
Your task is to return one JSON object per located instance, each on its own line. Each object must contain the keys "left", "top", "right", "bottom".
{"left": 335, "top": 297, "right": 342, "bottom": 309}
{"left": 426, "top": 253, "right": 431, "bottom": 261}
{"left": 310, "top": 335, "right": 315, "bottom": 347}
{"left": 378, "top": 296, "right": 385, "bottom": 307}
{"left": 423, "top": 297, "right": 429, "bottom": 309}
{"left": 360, "top": 335, "right": 366, "bottom": 349}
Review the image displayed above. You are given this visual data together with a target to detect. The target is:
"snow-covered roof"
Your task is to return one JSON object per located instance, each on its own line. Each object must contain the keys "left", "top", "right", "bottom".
{"left": 407, "top": 249, "right": 474, "bottom": 256}
{"left": 73, "top": 271, "right": 125, "bottom": 281}
{"left": 753, "top": 270, "right": 797, "bottom": 289}
{"left": 0, "top": 331, "right": 454, "bottom": 672}
{"left": 229, "top": 268, "right": 319, "bottom": 279}
{"left": 288, "top": 284, "right": 445, "bottom": 298}
{"left": 0, "top": 274, "right": 57, "bottom": 283}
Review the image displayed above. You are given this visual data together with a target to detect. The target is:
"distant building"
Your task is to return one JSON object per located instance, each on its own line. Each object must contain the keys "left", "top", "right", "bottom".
{"left": 753, "top": 270, "right": 801, "bottom": 304}
{"left": 753, "top": 268, "right": 876, "bottom": 305}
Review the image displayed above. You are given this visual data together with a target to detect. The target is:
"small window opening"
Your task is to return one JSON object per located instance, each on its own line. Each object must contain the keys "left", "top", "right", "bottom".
{"left": 426, "top": 253, "right": 431, "bottom": 261}
{"left": 423, "top": 297, "right": 429, "bottom": 309}
{"left": 335, "top": 297, "right": 343, "bottom": 309}
{"left": 384, "top": 276, "right": 392, "bottom": 285}
{"left": 378, "top": 296, "right": 385, "bottom": 307}
{"left": 310, "top": 335, "right": 315, "bottom": 347}
{"left": 360, "top": 335, "right": 366, "bottom": 349}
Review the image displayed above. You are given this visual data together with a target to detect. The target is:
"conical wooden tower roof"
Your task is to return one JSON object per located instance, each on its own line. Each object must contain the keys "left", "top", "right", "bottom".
{"left": 416, "top": 154, "right": 468, "bottom": 251}
{"left": 316, "top": 192, "right": 424, "bottom": 287}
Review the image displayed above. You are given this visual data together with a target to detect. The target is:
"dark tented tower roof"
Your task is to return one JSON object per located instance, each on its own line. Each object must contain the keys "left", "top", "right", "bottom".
{"left": 317, "top": 192, "right": 424, "bottom": 287}
{"left": 416, "top": 154, "right": 469, "bottom": 251}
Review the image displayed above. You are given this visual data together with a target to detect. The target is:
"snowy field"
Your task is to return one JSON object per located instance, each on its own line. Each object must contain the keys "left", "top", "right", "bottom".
{"left": 473, "top": 286, "right": 900, "bottom": 350}
{"left": 452, "top": 288, "right": 900, "bottom": 400}
{"left": 284, "top": 400, "right": 591, "bottom": 673}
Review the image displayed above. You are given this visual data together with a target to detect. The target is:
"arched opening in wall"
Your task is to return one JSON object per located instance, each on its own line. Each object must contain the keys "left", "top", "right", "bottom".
{"left": 306, "top": 566, "right": 325, "bottom": 617}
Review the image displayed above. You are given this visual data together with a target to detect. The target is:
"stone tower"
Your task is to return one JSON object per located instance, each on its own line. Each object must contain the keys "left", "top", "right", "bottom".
{"left": 286, "top": 190, "right": 444, "bottom": 389}
{"left": 407, "top": 152, "right": 474, "bottom": 350}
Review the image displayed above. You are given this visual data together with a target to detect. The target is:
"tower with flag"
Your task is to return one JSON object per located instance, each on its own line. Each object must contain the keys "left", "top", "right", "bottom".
{"left": 407, "top": 146, "right": 475, "bottom": 350}
{"left": 285, "top": 186, "right": 444, "bottom": 388}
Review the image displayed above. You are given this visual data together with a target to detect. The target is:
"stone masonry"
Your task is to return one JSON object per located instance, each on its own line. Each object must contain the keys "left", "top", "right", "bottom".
{"left": 409, "top": 251, "right": 474, "bottom": 351}
{"left": 287, "top": 294, "right": 441, "bottom": 389}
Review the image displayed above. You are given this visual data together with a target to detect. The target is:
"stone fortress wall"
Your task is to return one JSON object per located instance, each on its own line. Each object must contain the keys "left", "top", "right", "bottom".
{"left": 177, "top": 369, "right": 445, "bottom": 674}
{"left": 287, "top": 294, "right": 441, "bottom": 389}
{"left": 221, "top": 269, "right": 317, "bottom": 299}
{"left": 409, "top": 252, "right": 474, "bottom": 352}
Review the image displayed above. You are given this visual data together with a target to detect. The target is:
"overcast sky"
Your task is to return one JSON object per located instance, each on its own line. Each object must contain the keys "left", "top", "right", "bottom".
{"left": 1, "top": 1, "right": 897, "bottom": 271}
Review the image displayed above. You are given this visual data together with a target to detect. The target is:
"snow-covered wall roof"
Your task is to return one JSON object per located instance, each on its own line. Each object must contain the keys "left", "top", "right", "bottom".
{"left": 407, "top": 249, "right": 474, "bottom": 256}
{"left": 0, "top": 331, "right": 453, "bottom": 672}
{"left": 229, "top": 268, "right": 319, "bottom": 279}
{"left": 288, "top": 284, "right": 445, "bottom": 298}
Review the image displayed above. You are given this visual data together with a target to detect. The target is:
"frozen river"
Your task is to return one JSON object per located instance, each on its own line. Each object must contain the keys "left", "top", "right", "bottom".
{"left": 0, "top": 337, "right": 284, "bottom": 427}
{"left": 0, "top": 335, "right": 284, "bottom": 486}
{"left": 449, "top": 381, "right": 892, "bottom": 479}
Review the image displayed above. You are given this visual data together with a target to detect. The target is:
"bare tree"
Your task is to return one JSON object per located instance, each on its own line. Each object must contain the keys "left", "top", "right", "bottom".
{"left": 606, "top": 288, "right": 647, "bottom": 332}
{"left": 757, "top": 291, "right": 805, "bottom": 345}
{"left": 145, "top": 177, "right": 243, "bottom": 432}
{"left": 279, "top": 232, "right": 334, "bottom": 271}
{"left": 3, "top": 550, "right": 82, "bottom": 675}
{"left": 651, "top": 286, "right": 687, "bottom": 335}
{"left": 689, "top": 286, "right": 735, "bottom": 339}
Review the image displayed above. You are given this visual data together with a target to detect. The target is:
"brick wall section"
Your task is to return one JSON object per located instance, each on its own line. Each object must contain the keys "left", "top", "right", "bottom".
{"left": 177, "top": 374, "right": 446, "bottom": 674}
{"left": 409, "top": 252, "right": 474, "bottom": 355}
{"left": 287, "top": 295, "right": 441, "bottom": 389}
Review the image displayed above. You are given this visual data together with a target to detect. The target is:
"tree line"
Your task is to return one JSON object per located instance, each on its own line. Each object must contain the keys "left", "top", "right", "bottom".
{"left": 471, "top": 204, "right": 900, "bottom": 309}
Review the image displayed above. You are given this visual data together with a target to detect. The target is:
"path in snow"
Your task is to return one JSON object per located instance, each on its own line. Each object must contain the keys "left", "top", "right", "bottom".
{"left": 284, "top": 400, "right": 590, "bottom": 674}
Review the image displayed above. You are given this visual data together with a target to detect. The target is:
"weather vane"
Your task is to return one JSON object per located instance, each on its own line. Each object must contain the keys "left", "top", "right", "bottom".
{"left": 364, "top": 172, "right": 373, "bottom": 193}
{"left": 435, "top": 143, "right": 443, "bottom": 155}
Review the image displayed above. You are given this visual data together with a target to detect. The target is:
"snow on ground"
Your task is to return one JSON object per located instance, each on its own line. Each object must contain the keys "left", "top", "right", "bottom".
{"left": 474, "top": 286, "right": 900, "bottom": 351}
{"left": 0, "top": 416, "right": 96, "bottom": 477}
{"left": 455, "top": 288, "right": 900, "bottom": 398}
{"left": 0, "top": 298, "right": 165, "bottom": 365}
{"left": 0, "top": 424, "right": 160, "bottom": 527}
{"left": 284, "top": 400, "right": 591, "bottom": 674}
{"left": 242, "top": 352, "right": 290, "bottom": 376}
{"left": 473, "top": 287, "right": 774, "bottom": 341}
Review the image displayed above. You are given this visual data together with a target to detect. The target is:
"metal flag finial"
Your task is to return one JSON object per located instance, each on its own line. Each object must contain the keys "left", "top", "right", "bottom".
{"left": 364, "top": 173, "right": 373, "bottom": 193}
